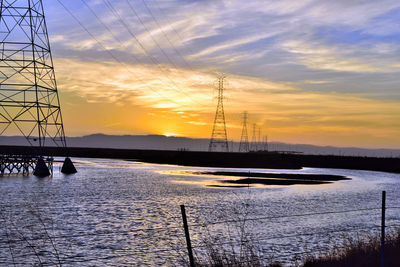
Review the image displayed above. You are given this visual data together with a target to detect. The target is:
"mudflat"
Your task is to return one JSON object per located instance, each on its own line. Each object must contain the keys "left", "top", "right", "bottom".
{"left": 191, "top": 171, "right": 350, "bottom": 187}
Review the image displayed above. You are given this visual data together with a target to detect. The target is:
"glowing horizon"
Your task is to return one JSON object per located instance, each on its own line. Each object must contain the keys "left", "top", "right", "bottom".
{"left": 5, "top": 0, "right": 400, "bottom": 149}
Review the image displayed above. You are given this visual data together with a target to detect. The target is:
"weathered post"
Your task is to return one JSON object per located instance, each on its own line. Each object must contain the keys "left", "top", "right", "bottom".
{"left": 381, "top": 191, "right": 386, "bottom": 267}
{"left": 180, "top": 205, "right": 195, "bottom": 267}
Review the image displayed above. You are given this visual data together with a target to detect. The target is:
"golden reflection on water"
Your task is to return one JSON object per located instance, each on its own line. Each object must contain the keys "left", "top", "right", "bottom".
{"left": 163, "top": 170, "right": 343, "bottom": 189}
{"left": 164, "top": 170, "right": 260, "bottom": 188}
{"left": 288, "top": 180, "right": 347, "bottom": 193}
{"left": 73, "top": 159, "right": 153, "bottom": 169}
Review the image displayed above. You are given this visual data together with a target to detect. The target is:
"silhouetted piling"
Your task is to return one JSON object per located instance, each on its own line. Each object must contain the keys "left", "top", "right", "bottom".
{"left": 33, "top": 157, "right": 50, "bottom": 177}
{"left": 61, "top": 157, "right": 77, "bottom": 174}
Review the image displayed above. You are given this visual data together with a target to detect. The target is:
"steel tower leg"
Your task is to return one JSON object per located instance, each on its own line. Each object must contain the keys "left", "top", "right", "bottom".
{"left": 0, "top": 0, "right": 76, "bottom": 175}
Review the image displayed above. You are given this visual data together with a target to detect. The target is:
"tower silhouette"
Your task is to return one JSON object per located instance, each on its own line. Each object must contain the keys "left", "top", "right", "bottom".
{"left": 208, "top": 76, "right": 229, "bottom": 152}
{"left": 238, "top": 111, "right": 249, "bottom": 152}
{"left": 250, "top": 123, "right": 258, "bottom": 151}
{"left": 263, "top": 135, "right": 269, "bottom": 151}
{"left": 0, "top": 0, "right": 76, "bottom": 175}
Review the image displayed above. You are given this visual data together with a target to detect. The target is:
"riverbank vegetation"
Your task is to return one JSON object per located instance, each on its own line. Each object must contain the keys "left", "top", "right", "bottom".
{"left": 192, "top": 229, "right": 400, "bottom": 267}
{"left": 302, "top": 229, "right": 400, "bottom": 267}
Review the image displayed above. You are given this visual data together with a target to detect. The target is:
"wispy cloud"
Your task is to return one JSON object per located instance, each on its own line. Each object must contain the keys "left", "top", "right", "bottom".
{"left": 41, "top": 0, "right": 400, "bottom": 146}
{"left": 54, "top": 57, "right": 400, "bottom": 147}
{"left": 188, "top": 33, "right": 277, "bottom": 59}
{"left": 282, "top": 41, "right": 386, "bottom": 73}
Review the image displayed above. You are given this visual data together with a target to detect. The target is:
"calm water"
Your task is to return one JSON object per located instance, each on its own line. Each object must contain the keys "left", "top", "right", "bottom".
{"left": 1, "top": 158, "right": 400, "bottom": 266}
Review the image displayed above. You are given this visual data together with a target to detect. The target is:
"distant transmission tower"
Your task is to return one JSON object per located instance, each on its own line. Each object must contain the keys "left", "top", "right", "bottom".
{"left": 250, "top": 123, "right": 258, "bottom": 151}
{"left": 0, "top": 0, "right": 76, "bottom": 175}
{"left": 263, "top": 135, "right": 269, "bottom": 151}
{"left": 239, "top": 111, "right": 249, "bottom": 152}
{"left": 209, "top": 76, "right": 229, "bottom": 152}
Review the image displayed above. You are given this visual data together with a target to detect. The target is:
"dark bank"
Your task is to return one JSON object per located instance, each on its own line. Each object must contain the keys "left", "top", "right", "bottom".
{"left": 1, "top": 145, "right": 399, "bottom": 174}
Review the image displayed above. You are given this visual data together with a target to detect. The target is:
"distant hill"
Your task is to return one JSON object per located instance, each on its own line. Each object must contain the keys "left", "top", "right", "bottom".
{"left": 0, "top": 134, "right": 399, "bottom": 158}
{"left": 0, "top": 134, "right": 210, "bottom": 151}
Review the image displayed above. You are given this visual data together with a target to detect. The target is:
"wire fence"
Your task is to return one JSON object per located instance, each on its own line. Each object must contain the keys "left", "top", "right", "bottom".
{"left": 0, "top": 192, "right": 399, "bottom": 266}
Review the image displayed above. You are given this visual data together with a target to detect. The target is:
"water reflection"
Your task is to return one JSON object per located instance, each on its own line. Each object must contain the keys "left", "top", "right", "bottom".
{"left": 0, "top": 158, "right": 399, "bottom": 266}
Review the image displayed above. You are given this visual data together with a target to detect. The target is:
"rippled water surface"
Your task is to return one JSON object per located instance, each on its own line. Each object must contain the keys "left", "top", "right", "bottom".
{"left": 1, "top": 158, "right": 400, "bottom": 266}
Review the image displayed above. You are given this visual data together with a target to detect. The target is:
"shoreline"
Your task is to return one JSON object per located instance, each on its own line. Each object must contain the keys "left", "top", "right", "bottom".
{"left": 0, "top": 145, "right": 400, "bottom": 173}
{"left": 181, "top": 171, "right": 350, "bottom": 187}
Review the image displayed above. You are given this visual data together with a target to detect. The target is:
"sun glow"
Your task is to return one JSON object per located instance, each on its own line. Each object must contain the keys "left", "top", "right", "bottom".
{"left": 164, "top": 132, "right": 180, "bottom": 137}
{"left": 55, "top": 58, "right": 400, "bottom": 149}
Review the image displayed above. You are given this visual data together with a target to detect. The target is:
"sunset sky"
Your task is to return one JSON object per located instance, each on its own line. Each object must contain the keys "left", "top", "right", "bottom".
{"left": 41, "top": 0, "right": 400, "bottom": 148}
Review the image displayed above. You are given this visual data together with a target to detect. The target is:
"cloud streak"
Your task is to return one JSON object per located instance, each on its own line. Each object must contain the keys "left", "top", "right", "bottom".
{"left": 33, "top": 0, "right": 400, "bottom": 147}
{"left": 53, "top": 57, "right": 400, "bottom": 148}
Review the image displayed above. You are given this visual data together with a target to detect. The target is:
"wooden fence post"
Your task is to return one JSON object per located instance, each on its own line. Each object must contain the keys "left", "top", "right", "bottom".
{"left": 181, "top": 205, "right": 195, "bottom": 267}
{"left": 381, "top": 191, "right": 386, "bottom": 267}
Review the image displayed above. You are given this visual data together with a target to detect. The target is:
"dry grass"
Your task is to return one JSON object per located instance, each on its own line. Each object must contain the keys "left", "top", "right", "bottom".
{"left": 192, "top": 229, "right": 400, "bottom": 267}
{"left": 181, "top": 195, "right": 283, "bottom": 267}
{"left": 302, "top": 229, "right": 400, "bottom": 267}
{"left": 193, "top": 232, "right": 280, "bottom": 267}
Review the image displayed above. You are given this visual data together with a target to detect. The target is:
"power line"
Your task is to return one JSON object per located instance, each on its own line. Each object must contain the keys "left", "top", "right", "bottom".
{"left": 56, "top": 0, "right": 184, "bottom": 108}
{"left": 250, "top": 123, "right": 258, "bottom": 151}
{"left": 239, "top": 111, "right": 249, "bottom": 152}
{"left": 139, "top": 0, "right": 194, "bottom": 70}
{"left": 101, "top": 0, "right": 207, "bottom": 108}
{"left": 124, "top": 0, "right": 180, "bottom": 69}
{"left": 151, "top": 0, "right": 197, "bottom": 56}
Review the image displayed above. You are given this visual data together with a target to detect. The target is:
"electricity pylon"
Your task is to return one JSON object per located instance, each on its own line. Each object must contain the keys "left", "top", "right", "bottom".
{"left": 250, "top": 123, "right": 258, "bottom": 151}
{"left": 238, "top": 111, "right": 249, "bottom": 152}
{"left": 263, "top": 135, "right": 269, "bottom": 151}
{"left": 209, "top": 76, "right": 229, "bottom": 152}
{"left": 0, "top": 0, "right": 76, "bottom": 175}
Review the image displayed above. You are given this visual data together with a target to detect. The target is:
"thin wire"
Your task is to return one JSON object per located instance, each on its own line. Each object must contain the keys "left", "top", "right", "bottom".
{"left": 139, "top": 0, "right": 193, "bottom": 70}
{"left": 0, "top": 247, "right": 177, "bottom": 265}
{"left": 102, "top": 0, "right": 208, "bottom": 107}
{"left": 79, "top": 0, "right": 184, "bottom": 106}
{"left": 191, "top": 207, "right": 383, "bottom": 228}
{"left": 2, "top": 224, "right": 396, "bottom": 265}
{"left": 0, "top": 206, "right": 393, "bottom": 245}
{"left": 151, "top": 0, "right": 198, "bottom": 56}
{"left": 0, "top": 203, "right": 182, "bottom": 222}
{"left": 55, "top": 0, "right": 183, "bottom": 107}
{"left": 123, "top": 0, "right": 179, "bottom": 70}
{"left": 192, "top": 224, "right": 382, "bottom": 249}
{"left": 0, "top": 223, "right": 182, "bottom": 245}
{"left": 2, "top": 223, "right": 399, "bottom": 263}
{"left": 2, "top": 221, "right": 400, "bottom": 263}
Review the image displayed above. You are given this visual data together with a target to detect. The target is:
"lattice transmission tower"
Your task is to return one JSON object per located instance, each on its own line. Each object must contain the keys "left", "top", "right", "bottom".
{"left": 238, "top": 111, "right": 249, "bottom": 152}
{"left": 208, "top": 76, "right": 229, "bottom": 152}
{"left": 0, "top": 0, "right": 76, "bottom": 176}
{"left": 250, "top": 123, "right": 258, "bottom": 151}
{"left": 263, "top": 135, "right": 269, "bottom": 151}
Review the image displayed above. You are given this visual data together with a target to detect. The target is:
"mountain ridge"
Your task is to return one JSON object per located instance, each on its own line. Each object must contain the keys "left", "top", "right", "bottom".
{"left": 0, "top": 134, "right": 399, "bottom": 157}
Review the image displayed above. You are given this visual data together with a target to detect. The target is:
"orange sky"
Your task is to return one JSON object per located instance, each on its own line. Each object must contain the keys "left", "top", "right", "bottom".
{"left": 54, "top": 58, "right": 400, "bottom": 149}
{"left": 3, "top": 0, "right": 400, "bottom": 149}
